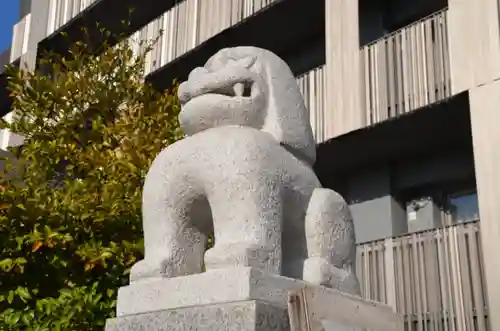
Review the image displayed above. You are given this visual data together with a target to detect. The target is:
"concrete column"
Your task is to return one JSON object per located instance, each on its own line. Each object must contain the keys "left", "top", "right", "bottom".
{"left": 347, "top": 167, "right": 407, "bottom": 243}
{"left": 469, "top": 79, "right": 500, "bottom": 331}
{"left": 325, "top": 0, "right": 364, "bottom": 139}
{"left": 447, "top": 0, "right": 500, "bottom": 94}
{"left": 23, "top": 0, "right": 51, "bottom": 71}
{"left": 10, "top": 13, "right": 31, "bottom": 62}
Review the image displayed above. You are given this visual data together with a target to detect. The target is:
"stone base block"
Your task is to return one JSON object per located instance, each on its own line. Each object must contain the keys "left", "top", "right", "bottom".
{"left": 108, "top": 267, "right": 403, "bottom": 331}
{"left": 105, "top": 300, "right": 289, "bottom": 331}
{"left": 115, "top": 267, "right": 303, "bottom": 317}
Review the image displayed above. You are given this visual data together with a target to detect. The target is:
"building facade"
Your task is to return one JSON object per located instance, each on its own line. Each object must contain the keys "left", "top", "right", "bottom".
{"left": 1, "top": 0, "right": 499, "bottom": 330}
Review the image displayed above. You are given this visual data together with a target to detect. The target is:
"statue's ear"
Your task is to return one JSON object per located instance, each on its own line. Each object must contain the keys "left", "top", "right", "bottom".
{"left": 258, "top": 50, "right": 316, "bottom": 165}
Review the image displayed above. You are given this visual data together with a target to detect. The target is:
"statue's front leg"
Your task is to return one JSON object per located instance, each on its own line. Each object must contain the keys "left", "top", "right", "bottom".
{"left": 130, "top": 162, "right": 209, "bottom": 283}
{"left": 204, "top": 180, "right": 283, "bottom": 274}
{"left": 303, "top": 188, "right": 361, "bottom": 295}
{"left": 129, "top": 222, "right": 207, "bottom": 283}
{"left": 130, "top": 205, "right": 208, "bottom": 283}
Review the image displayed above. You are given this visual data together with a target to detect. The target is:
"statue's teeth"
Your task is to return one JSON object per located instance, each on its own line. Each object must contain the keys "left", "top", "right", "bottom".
{"left": 234, "top": 83, "right": 244, "bottom": 96}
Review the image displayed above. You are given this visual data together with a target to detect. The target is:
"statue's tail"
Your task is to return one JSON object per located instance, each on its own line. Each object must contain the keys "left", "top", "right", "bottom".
{"left": 303, "top": 188, "right": 361, "bottom": 296}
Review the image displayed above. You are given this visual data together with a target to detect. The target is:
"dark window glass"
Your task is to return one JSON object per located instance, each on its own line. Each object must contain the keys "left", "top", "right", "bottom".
{"left": 447, "top": 191, "right": 479, "bottom": 224}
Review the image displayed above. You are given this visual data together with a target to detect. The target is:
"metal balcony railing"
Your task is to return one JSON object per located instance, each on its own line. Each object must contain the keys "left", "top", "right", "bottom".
{"left": 47, "top": 0, "right": 98, "bottom": 36}
{"left": 356, "top": 220, "right": 489, "bottom": 331}
{"left": 361, "top": 9, "right": 451, "bottom": 125}
{"left": 129, "top": 0, "right": 278, "bottom": 75}
{"left": 296, "top": 65, "right": 328, "bottom": 143}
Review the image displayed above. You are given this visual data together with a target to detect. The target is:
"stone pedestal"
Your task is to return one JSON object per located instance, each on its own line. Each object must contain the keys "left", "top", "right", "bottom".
{"left": 105, "top": 300, "right": 289, "bottom": 331}
{"left": 106, "top": 267, "right": 402, "bottom": 331}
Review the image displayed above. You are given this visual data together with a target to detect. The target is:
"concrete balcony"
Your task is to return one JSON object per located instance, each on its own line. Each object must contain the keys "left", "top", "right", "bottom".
{"left": 143, "top": 0, "right": 325, "bottom": 90}
{"left": 361, "top": 9, "right": 451, "bottom": 125}
{"left": 356, "top": 220, "right": 488, "bottom": 331}
{"left": 131, "top": 0, "right": 279, "bottom": 76}
{"left": 38, "top": 0, "right": 184, "bottom": 59}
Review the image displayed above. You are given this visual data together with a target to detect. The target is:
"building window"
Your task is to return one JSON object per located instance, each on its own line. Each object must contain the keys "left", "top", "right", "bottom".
{"left": 397, "top": 183, "right": 479, "bottom": 233}
{"left": 446, "top": 190, "right": 480, "bottom": 224}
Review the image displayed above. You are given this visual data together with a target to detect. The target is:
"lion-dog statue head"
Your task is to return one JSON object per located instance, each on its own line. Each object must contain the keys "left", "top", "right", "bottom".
{"left": 178, "top": 46, "right": 316, "bottom": 165}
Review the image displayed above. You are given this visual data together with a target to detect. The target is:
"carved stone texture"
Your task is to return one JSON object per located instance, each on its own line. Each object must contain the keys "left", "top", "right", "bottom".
{"left": 109, "top": 268, "right": 400, "bottom": 330}
{"left": 130, "top": 46, "right": 360, "bottom": 295}
{"left": 106, "top": 301, "right": 290, "bottom": 331}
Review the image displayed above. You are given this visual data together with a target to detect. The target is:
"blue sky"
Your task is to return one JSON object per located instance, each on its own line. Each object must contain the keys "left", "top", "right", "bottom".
{"left": 0, "top": 1, "right": 19, "bottom": 53}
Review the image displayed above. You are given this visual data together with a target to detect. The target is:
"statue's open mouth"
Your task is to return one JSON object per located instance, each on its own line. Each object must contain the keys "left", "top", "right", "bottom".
{"left": 179, "top": 76, "right": 256, "bottom": 106}
{"left": 207, "top": 82, "right": 253, "bottom": 98}
{"left": 179, "top": 56, "right": 260, "bottom": 107}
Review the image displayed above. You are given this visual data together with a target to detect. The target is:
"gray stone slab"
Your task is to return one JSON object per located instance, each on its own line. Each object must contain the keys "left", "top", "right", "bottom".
{"left": 106, "top": 300, "right": 290, "bottom": 331}
{"left": 117, "top": 267, "right": 305, "bottom": 317}
{"left": 287, "top": 286, "right": 403, "bottom": 331}
{"left": 321, "top": 320, "right": 365, "bottom": 331}
{"left": 111, "top": 267, "right": 403, "bottom": 331}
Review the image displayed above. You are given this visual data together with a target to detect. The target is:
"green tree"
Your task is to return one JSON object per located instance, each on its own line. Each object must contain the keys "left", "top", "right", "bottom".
{"left": 0, "top": 27, "right": 182, "bottom": 330}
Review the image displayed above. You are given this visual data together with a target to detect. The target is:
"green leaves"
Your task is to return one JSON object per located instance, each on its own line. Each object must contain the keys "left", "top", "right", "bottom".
{"left": 0, "top": 284, "right": 115, "bottom": 330}
{"left": 16, "top": 287, "right": 32, "bottom": 302}
{"left": 0, "top": 23, "right": 181, "bottom": 330}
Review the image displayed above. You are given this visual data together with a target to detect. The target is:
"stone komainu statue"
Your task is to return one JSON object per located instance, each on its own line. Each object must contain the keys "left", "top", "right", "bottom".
{"left": 130, "top": 47, "right": 361, "bottom": 295}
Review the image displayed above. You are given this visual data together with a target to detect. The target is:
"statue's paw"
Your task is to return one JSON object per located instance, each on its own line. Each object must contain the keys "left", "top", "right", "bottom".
{"left": 303, "top": 257, "right": 361, "bottom": 296}
{"left": 302, "top": 257, "right": 333, "bottom": 287}
{"left": 129, "top": 259, "right": 166, "bottom": 283}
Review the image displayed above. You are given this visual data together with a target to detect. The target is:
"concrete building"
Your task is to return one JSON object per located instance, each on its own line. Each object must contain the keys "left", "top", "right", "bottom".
{"left": 0, "top": 0, "right": 498, "bottom": 330}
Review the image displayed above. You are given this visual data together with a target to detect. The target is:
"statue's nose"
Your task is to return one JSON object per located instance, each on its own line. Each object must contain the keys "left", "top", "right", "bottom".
{"left": 178, "top": 81, "right": 191, "bottom": 105}
{"left": 188, "top": 67, "right": 209, "bottom": 81}
{"left": 178, "top": 67, "right": 210, "bottom": 105}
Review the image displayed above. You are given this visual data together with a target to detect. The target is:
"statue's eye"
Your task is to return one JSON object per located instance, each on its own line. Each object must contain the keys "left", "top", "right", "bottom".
{"left": 226, "top": 56, "right": 255, "bottom": 69}
{"left": 237, "top": 56, "right": 256, "bottom": 69}
{"left": 207, "top": 58, "right": 225, "bottom": 71}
